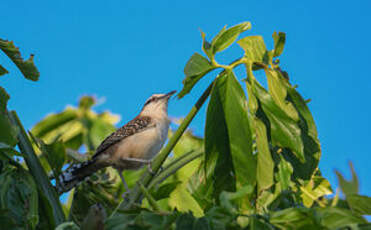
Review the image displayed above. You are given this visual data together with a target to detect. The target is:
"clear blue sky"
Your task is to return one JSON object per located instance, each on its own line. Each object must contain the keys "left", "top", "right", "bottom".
{"left": 1, "top": 1, "right": 370, "bottom": 197}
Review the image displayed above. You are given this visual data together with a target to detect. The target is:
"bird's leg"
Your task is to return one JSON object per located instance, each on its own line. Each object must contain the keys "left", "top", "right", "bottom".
{"left": 118, "top": 170, "right": 130, "bottom": 201}
{"left": 121, "top": 157, "right": 155, "bottom": 175}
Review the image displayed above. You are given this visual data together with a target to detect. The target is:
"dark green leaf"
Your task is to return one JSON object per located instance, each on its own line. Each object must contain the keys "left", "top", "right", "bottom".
{"left": 34, "top": 138, "right": 67, "bottom": 176}
{"left": 272, "top": 32, "right": 286, "bottom": 57}
{"left": 335, "top": 162, "right": 359, "bottom": 196}
{"left": 205, "top": 72, "right": 256, "bottom": 200}
{"left": 81, "top": 204, "right": 106, "bottom": 230}
{"left": 252, "top": 80, "right": 305, "bottom": 162}
{"left": 179, "top": 53, "right": 215, "bottom": 98}
{"left": 346, "top": 194, "right": 371, "bottom": 215}
{"left": 250, "top": 216, "right": 275, "bottom": 230}
{"left": 0, "top": 86, "right": 10, "bottom": 113}
{"left": 255, "top": 119, "right": 274, "bottom": 192}
{"left": 0, "top": 166, "right": 39, "bottom": 229}
{"left": 151, "top": 181, "right": 182, "bottom": 200}
{"left": 0, "top": 65, "right": 8, "bottom": 76}
{"left": 0, "top": 39, "right": 40, "bottom": 81}
{"left": 212, "top": 22, "right": 251, "bottom": 53}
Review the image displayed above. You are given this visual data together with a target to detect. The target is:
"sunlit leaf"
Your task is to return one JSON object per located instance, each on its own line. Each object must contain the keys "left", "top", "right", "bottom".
{"left": 0, "top": 38, "right": 40, "bottom": 81}
{"left": 276, "top": 155, "right": 293, "bottom": 190}
{"left": 255, "top": 119, "right": 274, "bottom": 192}
{"left": 179, "top": 53, "right": 215, "bottom": 98}
{"left": 205, "top": 72, "right": 256, "bottom": 200}
{"left": 212, "top": 22, "right": 251, "bottom": 53}
{"left": 238, "top": 35, "right": 270, "bottom": 69}
{"left": 265, "top": 69, "right": 299, "bottom": 121}
{"left": 300, "top": 176, "right": 333, "bottom": 207}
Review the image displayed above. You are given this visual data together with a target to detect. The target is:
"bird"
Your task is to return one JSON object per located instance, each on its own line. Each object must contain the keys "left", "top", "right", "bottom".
{"left": 57, "top": 90, "right": 176, "bottom": 194}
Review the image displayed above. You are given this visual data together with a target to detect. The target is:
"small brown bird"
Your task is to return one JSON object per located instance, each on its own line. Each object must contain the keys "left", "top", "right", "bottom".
{"left": 57, "top": 90, "right": 176, "bottom": 193}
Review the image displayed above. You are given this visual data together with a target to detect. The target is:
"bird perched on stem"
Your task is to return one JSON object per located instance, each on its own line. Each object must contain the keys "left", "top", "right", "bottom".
{"left": 57, "top": 90, "right": 176, "bottom": 194}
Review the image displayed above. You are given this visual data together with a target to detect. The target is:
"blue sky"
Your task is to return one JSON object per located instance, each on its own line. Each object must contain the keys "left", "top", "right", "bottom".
{"left": 1, "top": 0, "right": 370, "bottom": 197}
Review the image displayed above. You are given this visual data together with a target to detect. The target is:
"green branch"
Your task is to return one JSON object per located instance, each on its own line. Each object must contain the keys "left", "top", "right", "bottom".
{"left": 8, "top": 111, "right": 65, "bottom": 225}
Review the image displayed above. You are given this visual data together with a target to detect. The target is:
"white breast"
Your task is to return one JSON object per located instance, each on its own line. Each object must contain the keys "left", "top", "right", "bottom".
{"left": 114, "top": 118, "right": 170, "bottom": 163}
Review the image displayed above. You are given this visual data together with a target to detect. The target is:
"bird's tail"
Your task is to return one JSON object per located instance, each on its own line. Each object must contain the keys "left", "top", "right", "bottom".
{"left": 57, "top": 158, "right": 105, "bottom": 194}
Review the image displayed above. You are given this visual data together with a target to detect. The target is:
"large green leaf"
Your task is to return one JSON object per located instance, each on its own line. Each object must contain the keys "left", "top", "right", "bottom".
{"left": 178, "top": 53, "right": 215, "bottom": 98}
{"left": 255, "top": 118, "right": 274, "bottom": 192}
{"left": 346, "top": 194, "right": 371, "bottom": 215}
{"left": 205, "top": 72, "right": 256, "bottom": 200}
{"left": 335, "top": 162, "right": 359, "bottom": 196}
{"left": 0, "top": 165, "right": 39, "bottom": 229}
{"left": 0, "top": 39, "right": 40, "bottom": 81}
{"left": 0, "top": 65, "right": 8, "bottom": 76}
{"left": 251, "top": 79, "right": 305, "bottom": 162}
{"left": 211, "top": 22, "right": 251, "bottom": 54}
{"left": 276, "top": 155, "right": 293, "bottom": 190}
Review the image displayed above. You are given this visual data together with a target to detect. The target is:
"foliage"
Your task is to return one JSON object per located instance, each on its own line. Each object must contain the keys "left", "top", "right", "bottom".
{"left": 0, "top": 22, "right": 370, "bottom": 230}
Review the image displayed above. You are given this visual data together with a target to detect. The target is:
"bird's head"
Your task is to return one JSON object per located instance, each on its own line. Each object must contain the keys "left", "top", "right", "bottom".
{"left": 140, "top": 90, "right": 176, "bottom": 117}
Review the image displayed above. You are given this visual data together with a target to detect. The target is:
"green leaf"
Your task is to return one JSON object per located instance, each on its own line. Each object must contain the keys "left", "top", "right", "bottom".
{"left": 150, "top": 181, "right": 182, "bottom": 201}
{"left": 335, "top": 162, "right": 359, "bottom": 196}
{"left": 252, "top": 80, "right": 305, "bottom": 162}
{"left": 0, "top": 39, "right": 40, "bottom": 81}
{"left": 81, "top": 204, "right": 106, "bottom": 230}
{"left": 179, "top": 53, "right": 215, "bottom": 98}
{"left": 272, "top": 32, "right": 286, "bottom": 57}
{"left": 255, "top": 118, "right": 274, "bottom": 192}
{"left": 212, "top": 22, "right": 251, "bottom": 54}
{"left": 175, "top": 213, "right": 211, "bottom": 230}
{"left": 205, "top": 72, "right": 256, "bottom": 200}
{"left": 270, "top": 207, "right": 321, "bottom": 229}
{"left": 0, "top": 86, "right": 10, "bottom": 113}
{"left": 55, "top": 222, "right": 80, "bottom": 230}
{"left": 284, "top": 86, "right": 321, "bottom": 180}
{"left": 0, "top": 65, "right": 8, "bottom": 76}
{"left": 86, "top": 118, "right": 116, "bottom": 150}
{"left": 316, "top": 207, "right": 367, "bottom": 229}
{"left": 346, "top": 194, "right": 371, "bottom": 215}
{"left": 34, "top": 138, "right": 67, "bottom": 176}
{"left": 201, "top": 30, "right": 214, "bottom": 61}
{"left": 0, "top": 166, "right": 39, "bottom": 229}
{"left": 265, "top": 69, "right": 299, "bottom": 121}
{"left": 276, "top": 155, "right": 293, "bottom": 190}
{"left": 237, "top": 35, "right": 270, "bottom": 69}
{"left": 300, "top": 176, "right": 333, "bottom": 207}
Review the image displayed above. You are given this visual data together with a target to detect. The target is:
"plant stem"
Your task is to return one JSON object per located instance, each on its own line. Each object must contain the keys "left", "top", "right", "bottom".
{"left": 8, "top": 110, "right": 66, "bottom": 225}
{"left": 110, "top": 81, "right": 213, "bottom": 217}
{"left": 147, "top": 149, "right": 203, "bottom": 189}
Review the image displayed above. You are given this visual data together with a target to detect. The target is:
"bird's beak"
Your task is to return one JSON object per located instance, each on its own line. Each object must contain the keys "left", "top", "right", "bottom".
{"left": 164, "top": 90, "right": 177, "bottom": 99}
